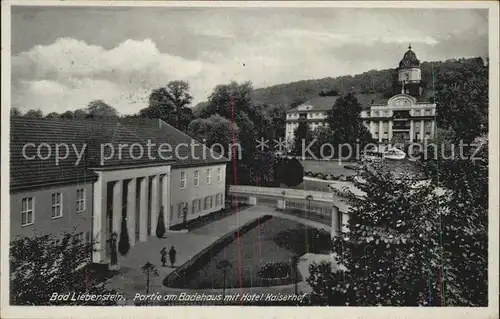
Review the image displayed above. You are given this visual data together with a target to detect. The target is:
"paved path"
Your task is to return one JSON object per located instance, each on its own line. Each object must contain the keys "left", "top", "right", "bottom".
{"left": 107, "top": 205, "right": 333, "bottom": 304}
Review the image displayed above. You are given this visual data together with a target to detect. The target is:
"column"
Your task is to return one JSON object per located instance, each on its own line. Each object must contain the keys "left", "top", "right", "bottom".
{"left": 139, "top": 177, "right": 149, "bottom": 242}
{"left": 420, "top": 120, "right": 425, "bottom": 141}
{"left": 388, "top": 120, "right": 393, "bottom": 143}
{"left": 92, "top": 173, "right": 106, "bottom": 263}
{"left": 378, "top": 121, "right": 383, "bottom": 142}
{"left": 112, "top": 180, "right": 122, "bottom": 239}
{"left": 150, "top": 175, "right": 159, "bottom": 235}
{"left": 431, "top": 120, "right": 436, "bottom": 138}
{"left": 126, "top": 178, "right": 136, "bottom": 247}
{"left": 331, "top": 206, "right": 339, "bottom": 238}
{"left": 370, "top": 121, "right": 376, "bottom": 138}
{"left": 162, "top": 173, "right": 170, "bottom": 230}
{"left": 409, "top": 120, "right": 414, "bottom": 143}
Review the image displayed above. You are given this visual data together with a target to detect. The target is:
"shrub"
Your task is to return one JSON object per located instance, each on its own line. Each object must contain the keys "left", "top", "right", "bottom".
{"left": 258, "top": 261, "right": 291, "bottom": 279}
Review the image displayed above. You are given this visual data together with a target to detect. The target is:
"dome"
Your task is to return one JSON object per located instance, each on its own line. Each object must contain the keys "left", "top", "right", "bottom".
{"left": 399, "top": 44, "right": 420, "bottom": 68}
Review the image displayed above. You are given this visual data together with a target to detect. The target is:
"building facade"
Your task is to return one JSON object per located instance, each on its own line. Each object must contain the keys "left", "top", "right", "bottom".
{"left": 285, "top": 96, "right": 336, "bottom": 145}
{"left": 361, "top": 45, "right": 437, "bottom": 149}
{"left": 285, "top": 46, "right": 437, "bottom": 150}
{"left": 10, "top": 117, "right": 228, "bottom": 264}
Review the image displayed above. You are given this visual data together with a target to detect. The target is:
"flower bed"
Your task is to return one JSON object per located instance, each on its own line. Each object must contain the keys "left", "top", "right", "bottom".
{"left": 258, "top": 261, "right": 292, "bottom": 286}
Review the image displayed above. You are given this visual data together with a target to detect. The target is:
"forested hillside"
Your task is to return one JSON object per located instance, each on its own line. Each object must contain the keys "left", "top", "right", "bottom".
{"left": 193, "top": 57, "right": 486, "bottom": 113}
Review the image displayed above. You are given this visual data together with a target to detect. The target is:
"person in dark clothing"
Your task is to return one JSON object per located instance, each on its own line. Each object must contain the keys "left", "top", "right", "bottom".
{"left": 161, "top": 247, "right": 167, "bottom": 267}
{"left": 168, "top": 246, "right": 177, "bottom": 268}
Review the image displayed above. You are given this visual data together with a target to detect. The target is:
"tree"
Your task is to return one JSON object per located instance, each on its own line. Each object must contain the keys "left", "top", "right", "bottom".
{"left": 73, "top": 108, "right": 89, "bottom": 119}
{"left": 45, "top": 112, "right": 60, "bottom": 119}
{"left": 87, "top": 100, "right": 119, "bottom": 119}
{"left": 141, "top": 81, "right": 193, "bottom": 132}
{"left": 188, "top": 115, "right": 237, "bottom": 149}
{"left": 249, "top": 151, "right": 278, "bottom": 186}
{"left": 308, "top": 154, "right": 487, "bottom": 306}
{"left": 326, "top": 92, "right": 373, "bottom": 157}
{"left": 118, "top": 217, "right": 130, "bottom": 256}
{"left": 293, "top": 120, "right": 314, "bottom": 156}
{"left": 319, "top": 89, "right": 339, "bottom": 97}
{"left": 141, "top": 262, "right": 158, "bottom": 304}
{"left": 156, "top": 206, "right": 166, "bottom": 238}
{"left": 275, "top": 158, "right": 304, "bottom": 187}
{"left": 432, "top": 58, "right": 488, "bottom": 144}
{"left": 266, "top": 104, "right": 287, "bottom": 139}
{"left": 11, "top": 107, "right": 22, "bottom": 116}
{"left": 60, "top": 110, "right": 75, "bottom": 119}
{"left": 421, "top": 133, "right": 488, "bottom": 306}
{"left": 10, "top": 233, "right": 117, "bottom": 305}
{"left": 312, "top": 126, "right": 333, "bottom": 157}
{"left": 24, "top": 109, "right": 43, "bottom": 118}
{"left": 308, "top": 162, "right": 445, "bottom": 306}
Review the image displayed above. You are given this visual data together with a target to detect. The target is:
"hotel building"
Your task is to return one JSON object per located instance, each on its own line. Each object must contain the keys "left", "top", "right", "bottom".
{"left": 285, "top": 46, "right": 437, "bottom": 149}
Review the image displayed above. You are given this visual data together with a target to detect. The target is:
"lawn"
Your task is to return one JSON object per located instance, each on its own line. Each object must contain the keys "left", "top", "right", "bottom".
{"left": 172, "top": 216, "right": 330, "bottom": 289}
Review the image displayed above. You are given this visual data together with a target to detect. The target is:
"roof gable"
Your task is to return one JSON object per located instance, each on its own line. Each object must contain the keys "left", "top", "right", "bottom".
{"left": 10, "top": 117, "right": 228, "bottom": 190}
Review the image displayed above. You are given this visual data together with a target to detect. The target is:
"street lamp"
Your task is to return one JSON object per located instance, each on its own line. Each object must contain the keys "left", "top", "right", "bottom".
{"left": 305, "top": 195, "right": 313, "bottom": 254}
{"left": 281, "top": 190, "right": 286, "bottom": 210}
{"left": 216, "top": 260, "right": 232, "bottom": 304}
{"left": 291, "top": 255, "right": 299, "bottom": 296}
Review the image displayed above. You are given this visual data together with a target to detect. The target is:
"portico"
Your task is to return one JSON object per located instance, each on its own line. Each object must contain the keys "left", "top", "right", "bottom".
{"left": 92, "top": 164, "right": 172, "bottom": 263}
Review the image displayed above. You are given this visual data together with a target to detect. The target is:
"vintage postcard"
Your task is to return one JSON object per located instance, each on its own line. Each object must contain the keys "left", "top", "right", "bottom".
{"left": 1, "top": 1, "right": 498, "bottom": 319}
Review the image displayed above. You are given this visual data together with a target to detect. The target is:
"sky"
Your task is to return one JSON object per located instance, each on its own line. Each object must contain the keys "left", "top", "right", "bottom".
{"left": 10, "top": 6, "right": 489, "bottom": 115}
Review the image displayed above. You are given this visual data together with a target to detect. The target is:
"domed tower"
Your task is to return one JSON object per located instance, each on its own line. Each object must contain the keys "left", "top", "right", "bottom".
{"left": 397, "top": 45, "right": 423, "bottom": 97}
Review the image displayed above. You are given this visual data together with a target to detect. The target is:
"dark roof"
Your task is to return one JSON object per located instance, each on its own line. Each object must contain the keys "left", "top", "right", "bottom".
{"left": 288, "top": 94, "right": 389, "bottom": 112}
{"left": 10, "top": 117, "right": 228, "bottom": 191}
{"left": 399, "top": 45, "right": 420, "bottom": 68}
{"left": 287, "top": 96, "right": 339, "bottom": 113}
{"left": 356, "top": 93, "right": 388, "bottom": 109}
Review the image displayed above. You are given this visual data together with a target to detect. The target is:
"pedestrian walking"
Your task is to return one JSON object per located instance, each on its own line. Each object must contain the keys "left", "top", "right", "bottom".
{"left": 169, "top": 246, "right": 177, "bottom": 268}
{"left": 161, "top": 247, "right": 167, "bottom": 267}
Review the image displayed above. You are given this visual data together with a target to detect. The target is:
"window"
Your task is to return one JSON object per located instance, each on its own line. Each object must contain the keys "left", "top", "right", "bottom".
{"left": 192, "top": 199, "right": 199, "bottom": 214}
{"left": 194, "top": 170, "right": 199, "bottom": 187}
{"left": 21, "top": 197, "right": 34, "bottom": 226}
{"left": 206, "top": 169, "right": 211, "bottom": 184}
{"left": 337, "top": 211, "right": 343, "bottom": 232}
{"left": 216, "top": 193, "right": 224, "bottom": 206}
{"left": 204, "top": 196, "right": 213, "bottom": 210}
{"left": 51, "top": 192, "right": 63, "bottom": 218}
{"left": 217, "top": 168, "right": 222, "bottom": 182}
{"left": 178, "top": 202, "right": 188, "bottom": 218}
{"left": 180, "top": 171, "right": 186, "bottom": 189}
{"left": 76, "top": 189, "right": 85, "bottom": 212}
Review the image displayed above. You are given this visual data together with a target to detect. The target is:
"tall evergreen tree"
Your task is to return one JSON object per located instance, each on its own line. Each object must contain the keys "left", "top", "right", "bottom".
{"left": 325, "top": 92, "right": 373, "bottom": 158}
{"left": 118, "top": 216, "right": 130, "bottom": 256}
{"left": 156, "top": 206, "right": 166, "bottom": 238}
{"left": 293, "top": 120, "right": 314, "bottom": 156}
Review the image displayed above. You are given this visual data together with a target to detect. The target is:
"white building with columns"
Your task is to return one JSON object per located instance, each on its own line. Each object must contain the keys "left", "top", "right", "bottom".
{"left": 10, "top": 117, "right": 228, "bottom": 265}
{"left": 285, "top": 46, "right": 437, "bottom": 150}
{"left": 361, "top": 45, "right": 437, "bottom": 149}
